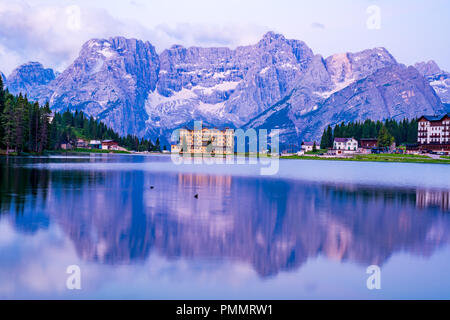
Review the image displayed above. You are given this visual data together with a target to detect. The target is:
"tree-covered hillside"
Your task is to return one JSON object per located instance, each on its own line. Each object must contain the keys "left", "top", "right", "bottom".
{"left": 320, "top": 119, "right": 418, "bottom": 149}
{"left": 0, "top": 76, "right": 161, "bottom": 154}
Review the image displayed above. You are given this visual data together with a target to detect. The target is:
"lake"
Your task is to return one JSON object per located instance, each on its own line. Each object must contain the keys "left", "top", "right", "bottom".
{"left": 0, "top": 154, "right": 450, "bottom": 299}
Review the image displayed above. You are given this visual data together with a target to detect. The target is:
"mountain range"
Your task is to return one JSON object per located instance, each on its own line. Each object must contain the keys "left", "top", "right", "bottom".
{"left": 2, "top": 32, "right": 449, "bottom": 146}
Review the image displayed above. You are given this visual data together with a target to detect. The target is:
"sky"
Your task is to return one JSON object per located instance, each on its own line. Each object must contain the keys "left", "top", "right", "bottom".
{"left": 0, "top": 0, "right": 449, "bottom": 75}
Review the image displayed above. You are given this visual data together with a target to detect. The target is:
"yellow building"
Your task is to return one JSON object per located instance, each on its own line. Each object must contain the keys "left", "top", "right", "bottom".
{"left": 171, "top": 127, "right": 234, "bottom": 154}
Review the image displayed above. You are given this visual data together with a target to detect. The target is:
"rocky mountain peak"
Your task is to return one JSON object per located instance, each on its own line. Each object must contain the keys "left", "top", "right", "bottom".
{"left": 325, "top": 47, "right": 397, "bottom": 88}
{"left": 4, "top": 33, "right": 447, "bottom": 146}
{"left": 414, "top": 60, "right": 442, "bottom": 77}
{"left": 413, "top": 60, "right": 450, "bottom": 104}
{"left": 6, "top": 61, "right": 55, "bottom": 96}
{"left": 257, "top": 31, "right": 311, "bottom": 56}
{"left": 170, "top": 44, "right": 185, "bottom": 50}
{"left": 260, "top": 31, "right": 286, "bottom": 42}
{"left": 45, "top": 36, "right": 160, "bottom": 136}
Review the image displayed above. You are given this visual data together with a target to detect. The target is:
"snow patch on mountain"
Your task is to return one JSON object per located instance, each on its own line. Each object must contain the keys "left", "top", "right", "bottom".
{"left": 314, "top": 78, "right": 356, "bottom": 99}
{"left": 414, "top": 60, "right": 450, "bottom": 103}
{"left": 98, "top": 47, "right": 116, "bottom": 59}
{"left": 147, "top": 88, "right": 197, "bottom": 107}
{"left": 89, "top": 60, "right": 104, "bottom": 75}
{"left": 197, "top": 101, "right": 226, "bottom": 116}
{"left": 197, "top": 81, "right": 240, "bottom": 95}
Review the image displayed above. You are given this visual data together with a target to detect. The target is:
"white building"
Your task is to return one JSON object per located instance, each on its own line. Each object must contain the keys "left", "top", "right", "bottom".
{"left": 418, "top": 114, "right": 450, "bottom": 151}
{"left": 333, "top": 138, "right": 358, "bottom": 151}
{"left": 171, "top": 127, "right": 234, "bottom": 154}
{"left": 301, "top": 141, "right": 316, "bottom": 152}
{"left": 89, "top": 140, "right": 102, "bottom": 149}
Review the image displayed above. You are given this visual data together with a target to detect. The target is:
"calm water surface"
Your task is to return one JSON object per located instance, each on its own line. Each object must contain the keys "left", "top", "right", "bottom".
{"left": 0, "top": 154, "right": 450, "bottom": 299}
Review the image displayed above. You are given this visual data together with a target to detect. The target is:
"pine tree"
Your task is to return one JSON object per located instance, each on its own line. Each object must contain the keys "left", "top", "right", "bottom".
{"left": 2, "top": 98, "right": 16, "bottom": 154}
{"left": 38, "top": 102, "right": 51, "bottom": 153}
{"left": 327, "top": 118, "right": 420, "bottom": 147}
{"left": 326, "top": 125, "right": 333, "bottom": 148}
{"left": 377, "top": 126, "right": 394, "bottom": 147}
{"left": 0, "top": 88, "right": 165, "bottom": 153}
{"left": 62, "top": 109, "right": 73, "bottom": 127}
{"left": 407, "top": 119, "right": 418, "bottom": 144}
{"left": 320, "top": 127, "right": 328, "bottom": 149}
{"left": 0, "top": 76, "right": 5, "bottom": 149}
{"left": 14, "top": 94, "right": 28, "bottom": 153}
{"left": 29, "top": 102, "right": 40, "bottom": 152}
{"left": 49, "top": 117, "right": 58, "bottom": 150}
{"left": 320, "top": 127, "right": 332, "bottom": 150}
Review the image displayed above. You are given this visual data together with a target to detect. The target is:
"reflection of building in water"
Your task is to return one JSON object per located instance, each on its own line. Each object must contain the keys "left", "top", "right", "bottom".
{"left": 172, "top": 173, "right": 233, "bottom": 219}
{"left": 416, "top": 189, "right": 450, "bottom": 211}
{"left": 177, "top": 173, "right": 232, "bottom": 189}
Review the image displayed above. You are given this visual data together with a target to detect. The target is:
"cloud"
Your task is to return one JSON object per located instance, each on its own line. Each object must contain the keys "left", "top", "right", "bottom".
{"left": 0, "top": 2, "right": 152, "bottom": 74}
{"left": 153, "top": 23, "right": 267, "bottom": 48}
{"left": 311, "top": 22, "right": 325, "bottom": 29}
{"left": 0, "top": 44, "right": 23, "bottom": 77}
{"left": 0, "top": 2, "right": 267, "bottom": 75}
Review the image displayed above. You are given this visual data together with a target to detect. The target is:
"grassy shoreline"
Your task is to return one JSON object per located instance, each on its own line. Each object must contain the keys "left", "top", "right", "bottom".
{"left": 3, "top": 149, "right": 449, "bottom": 164}
{"left": 0, "top": 148, "right": 131, "bottom": 156}
{"left": 56, "top": 148, "right": 131, "bottom": 154}
{"left": 281, "top": 154, "right": 450, "bottom": 164}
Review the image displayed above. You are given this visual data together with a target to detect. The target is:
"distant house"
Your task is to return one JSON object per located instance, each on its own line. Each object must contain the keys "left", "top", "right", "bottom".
{"left": 171, "top": 144, "right": 181, "bottom": 153}
{"left": 360, "top": 138, "right": 378, "bottom": 149}
{"left": 301, "top": 141, "right": 316, "bottom": 152}
{"left": 60, "top": 143, "right": 73, "bottom": 150}
{"left": 76, "top": 139, "right": 88, "bottom": 148}
{"left": 405, "top": 143, "right": 420, "bottom": 154}
{"left": 89, "top": 140, "right": 102, "bottom": 149}
{"left": 333, "top": 137, "right": 358, "bottom": 151}
{"left": 102, "top": 140, "right": 119, "bottom": 151}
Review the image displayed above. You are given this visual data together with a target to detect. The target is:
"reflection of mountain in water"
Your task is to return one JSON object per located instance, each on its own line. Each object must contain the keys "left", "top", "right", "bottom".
{"left": 1, "top": 159, "right": 450, "bottom": 277}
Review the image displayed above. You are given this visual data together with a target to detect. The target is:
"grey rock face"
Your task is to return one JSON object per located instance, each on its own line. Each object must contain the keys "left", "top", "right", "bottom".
{"left": 144, "top": 32, "right": 315, "bottom": 141}
{"left": 414, "top": 60, "right": 442, "bottom": 76}
{"left": 303, "top": 65, "right": 444, "bottom": 139}
{"left": 5, "top": 32, "right": 447, "bottom": 146}
{"left": 6, "top": 62, "right": 55, "bottom": 99}
{"left": 247, "top": 64, "right": 445, "bottom": 144}
{"left": 414, "top": 60, "right": 450, "bottom": 104}
{"left": 325, "top": 48, "right": 397, "bottom": 85}
{"left": 48, "top": 37, "right": 159, "bottom": 136}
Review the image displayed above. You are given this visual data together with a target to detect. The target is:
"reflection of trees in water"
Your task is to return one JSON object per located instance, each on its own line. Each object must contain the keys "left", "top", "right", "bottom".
{"left": 322, "top": 183, "right": 450, "bottom": 212}
{"left": 0, "top": 158, "right": 105, "bottom": 233}
{"left": 1, "top": 160, "right": 450, "bottom": 278}
{"left": 319, "top": 184, "right": 449, "bottom": 267}
{"left": 416, "top": 189, "right": 450, "bottom": 211}
{"left": 1, "top": 160, "right": 51, "bottom": 233}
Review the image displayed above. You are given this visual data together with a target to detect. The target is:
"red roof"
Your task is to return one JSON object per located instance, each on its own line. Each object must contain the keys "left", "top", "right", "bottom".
{"left": 334, "top": 138, "right": 352, "bottom": 142}
{"left": 102, "top": 140, "right": 118, "bottom": 145}
{"left": 418, "top": 113, "right": 450, "bottom": 122}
